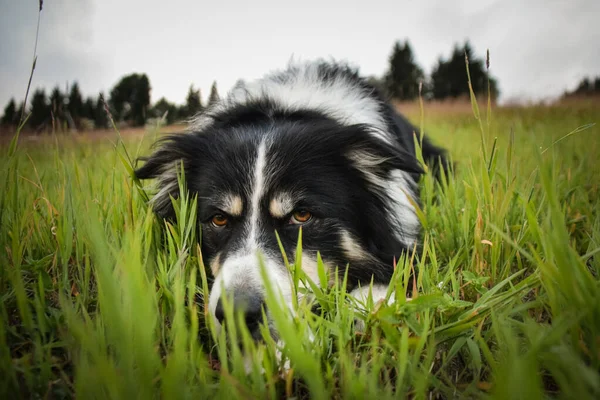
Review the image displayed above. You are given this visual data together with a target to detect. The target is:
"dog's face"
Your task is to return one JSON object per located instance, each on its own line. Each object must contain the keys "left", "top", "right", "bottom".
{"left": 136, "top": 113, "right": 422, "bottom": 339}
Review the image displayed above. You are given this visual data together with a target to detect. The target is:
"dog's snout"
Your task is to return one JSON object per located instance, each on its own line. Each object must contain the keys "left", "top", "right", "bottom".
{"left": 214, "top": 291, "right": 266, "bottom": 332}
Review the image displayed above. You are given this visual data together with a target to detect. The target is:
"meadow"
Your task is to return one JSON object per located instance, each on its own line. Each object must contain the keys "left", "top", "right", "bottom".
{"left": 0, "top": 96, "right": 599, "bottom": 399}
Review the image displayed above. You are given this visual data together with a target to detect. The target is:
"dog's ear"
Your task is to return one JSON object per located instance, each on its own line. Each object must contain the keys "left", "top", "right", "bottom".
{"left": 135, "top": 134, "right": 199, "bottom": 220}
{"left": 341, "top": 125, "right": 424, "bottom": 180}
{"left": 340, "top": 125, "right": 423, "bottom": 251}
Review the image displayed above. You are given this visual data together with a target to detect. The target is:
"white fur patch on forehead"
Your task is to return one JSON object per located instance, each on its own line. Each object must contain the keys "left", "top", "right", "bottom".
{"left": 219, "top": 194, "right": 243, "bottom": 217}
{"left": 269, "top": 192, "right": 294, "bottom": 218}
{"left": 193, "top": 61, "right": 393, "bottom": 145}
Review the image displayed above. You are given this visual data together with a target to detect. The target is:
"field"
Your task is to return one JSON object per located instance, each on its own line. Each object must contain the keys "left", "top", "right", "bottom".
{"left": 1, "top": 98, "right": 599, "bottom": 399}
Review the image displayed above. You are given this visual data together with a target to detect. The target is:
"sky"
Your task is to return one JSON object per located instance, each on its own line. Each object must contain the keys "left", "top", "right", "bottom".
{"left": 1, "top": 0, "right": 598, "bottom": 109}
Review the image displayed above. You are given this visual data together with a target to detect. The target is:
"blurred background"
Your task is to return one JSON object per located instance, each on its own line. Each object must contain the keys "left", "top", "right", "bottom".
{"left": 0, "top": 0, "right": 598, "bottom": 134}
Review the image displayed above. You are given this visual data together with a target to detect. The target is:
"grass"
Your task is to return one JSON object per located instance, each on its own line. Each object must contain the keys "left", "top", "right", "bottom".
{"left": 1, "top": 94, "right": 598, "bottom": 398}
{"left": 2, "top": 6, "right": 599, "bottom": 394}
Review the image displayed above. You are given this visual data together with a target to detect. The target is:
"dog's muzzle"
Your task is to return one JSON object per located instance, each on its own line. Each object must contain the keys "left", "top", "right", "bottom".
{"left": 214, "top": 290, "right": 266, "bottom": 339}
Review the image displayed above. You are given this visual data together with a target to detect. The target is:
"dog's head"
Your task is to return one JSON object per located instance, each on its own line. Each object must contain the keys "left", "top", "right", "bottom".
{"left": 135, "top": 108, "right": 423, "bottom": 339}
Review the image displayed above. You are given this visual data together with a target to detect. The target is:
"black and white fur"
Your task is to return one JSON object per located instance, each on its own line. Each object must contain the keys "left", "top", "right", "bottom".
{"left": 135, "top": 60, "right": 446, "bottom": 340}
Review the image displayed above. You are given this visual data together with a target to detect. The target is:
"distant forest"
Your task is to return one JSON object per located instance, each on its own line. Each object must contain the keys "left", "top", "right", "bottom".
{"left": 1, "top": 40, "right": 597, "bottom": 134}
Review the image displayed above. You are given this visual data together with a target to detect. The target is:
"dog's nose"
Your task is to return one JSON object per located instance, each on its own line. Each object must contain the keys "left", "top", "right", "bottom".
{"left": 214, "top": 292, "right": 266, "bottom": 333}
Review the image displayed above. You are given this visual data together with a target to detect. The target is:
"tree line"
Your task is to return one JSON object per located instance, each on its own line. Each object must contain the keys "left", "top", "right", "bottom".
{"left": 2, "top": 40, "right": 502, "bottom": 133}
{"left": 376, "top": 40, "right": 499, "bottom": 102}
{"left": 562, "top": 76, "right": 600, "bottom": 98}
{"left": 0, "top": 75, "right": 221, "bottom": 133}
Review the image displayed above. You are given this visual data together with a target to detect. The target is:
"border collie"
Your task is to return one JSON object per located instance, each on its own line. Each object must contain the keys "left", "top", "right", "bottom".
{"left": 135, "top": 60, "right": 446, "bottom": 340}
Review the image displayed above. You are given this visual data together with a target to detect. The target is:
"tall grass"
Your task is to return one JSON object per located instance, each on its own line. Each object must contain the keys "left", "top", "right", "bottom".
{"left": 1, "top": 96, "right": 598, "bottom": 398}
{"left": 1, "top": 5, "right": 599, "bottom": 394}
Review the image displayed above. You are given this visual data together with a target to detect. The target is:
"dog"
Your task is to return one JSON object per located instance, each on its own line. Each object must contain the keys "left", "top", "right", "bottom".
{"left": 135, "top": 60, "right": 446, "bottom": 341}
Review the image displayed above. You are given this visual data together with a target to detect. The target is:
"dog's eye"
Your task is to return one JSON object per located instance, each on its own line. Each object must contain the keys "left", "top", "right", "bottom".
{"left": 211, "top": 214, "right": 228, "bottom": 227}
{"left": 290, "top": 210, "right": 312, "bottom": 224}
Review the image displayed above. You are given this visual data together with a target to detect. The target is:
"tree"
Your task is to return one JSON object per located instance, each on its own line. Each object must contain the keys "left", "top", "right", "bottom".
{"left": 133, "top": 74, "right": 151, "bottom": 126}
{"left": 29, "top": 89, "right": 51, "bottom": 130}
{"left": 365, "top": 76, "right": 387, "bottom": 97}
{"left": 430, "top": 54, "right": 456, "bottom": 100}
{"left": 49, "top": 86, "right": 64, "bottom": 115}
{"left": 384, "top": 40, "right": 424, "bottom": 100}
{"left": 207, "top": 81, "right": 220, "bottom": 107}
{"left": 1, "top": 98, "right": 17, "bottom": 127}
{"left": 68, "top": 82, "right": 84, "bottom": 125}
{"left": 565, "top": 76, "right": 600, "bottom": 97}
{"left": 49, "top": 86, "right": 65, "bottom": 128}
{"left": 94, "top": 93, "right": 108, "bottom": 129}
{"left": 184, "top": 84, "right": 203, "bottom": 117}
{"left": 109, "top": 73, "right": 152, "bottom": 126}
{"left": 83, "top": 97, "right": 96, "bottom": 121}
{"left": 430, "top": 41, "right": 499, "bottom": 101}
{"left": 151, "top": 97, "right": 179, "bottom": 125}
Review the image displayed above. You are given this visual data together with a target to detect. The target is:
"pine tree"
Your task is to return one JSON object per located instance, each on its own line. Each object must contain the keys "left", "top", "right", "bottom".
{"left": 49, "top": 87, "right": 64, "bottom": 114}
{"left": 574, "top": 77, "right": 599, "bottom": 95}
{"left": 1, "top": 98, "right": 17, "bottom": 127}
{"left": 430, "top": 55, "right": 453, "bottom": 100}
{"left": 563, "top": 75, "right": 600, "bottom": 98}
{"left": 384, "top": 40, "right": 424, "bottom": 100}
{"left": 29, "top": 89, "right": 51, "bottom": 130}
{"left": 133, "top": 74, "right": 151, "bottom": 126}
{"left": 430, "top": 41, "right": 498, "bottom": 100}
{"left": 208, "top": 81, "right": 220, "bottom": 107}
{"left": 68, "top": 82, "right": 84, "bottom": 125}
{"left": 83, "top": 97, "right": 96, "bottom": 121}
{"left": 185, "top": 84, "right": 203, "bottom": 117}
{"left": 94, "top": 93, "right": 108, "bottom": 129}
{"left": 109, "top": 73, "right": 152, "bottom": 126}
{"left": 152, "top": 97, "right": 179, "bottom": 124}
{"left": 49, "top": 86, "right": 65, "bottom": 127}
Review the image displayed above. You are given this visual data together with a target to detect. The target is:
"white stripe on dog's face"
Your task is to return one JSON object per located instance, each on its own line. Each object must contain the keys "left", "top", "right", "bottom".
{"left": 248, "top": 140, "right": 268, "bottom": 249}
{"left": 208, "top": 139, "right": 295, "bottom": 332}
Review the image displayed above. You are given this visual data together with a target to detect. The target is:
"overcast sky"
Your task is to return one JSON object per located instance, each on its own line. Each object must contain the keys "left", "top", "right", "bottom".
{"left": 1, "top": 0, "right": 598, "bottom": 109}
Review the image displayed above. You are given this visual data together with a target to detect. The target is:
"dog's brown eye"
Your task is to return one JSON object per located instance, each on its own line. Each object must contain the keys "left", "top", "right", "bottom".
{"left": 290, "top": 210, "right": 312, "bottom": 224}
{"left": 211, "top": 214, "right": 228, "bottom": 227}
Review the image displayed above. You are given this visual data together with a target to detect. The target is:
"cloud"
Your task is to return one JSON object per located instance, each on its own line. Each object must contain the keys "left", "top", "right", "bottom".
{"left": 1, "top": 0, "right": 598, "bottom": 110}
{"left": 0, "top": 0, "right": 112, "bottom": 107}
{"left": 414, "top": 0, "right": 600, "bottom": 102}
